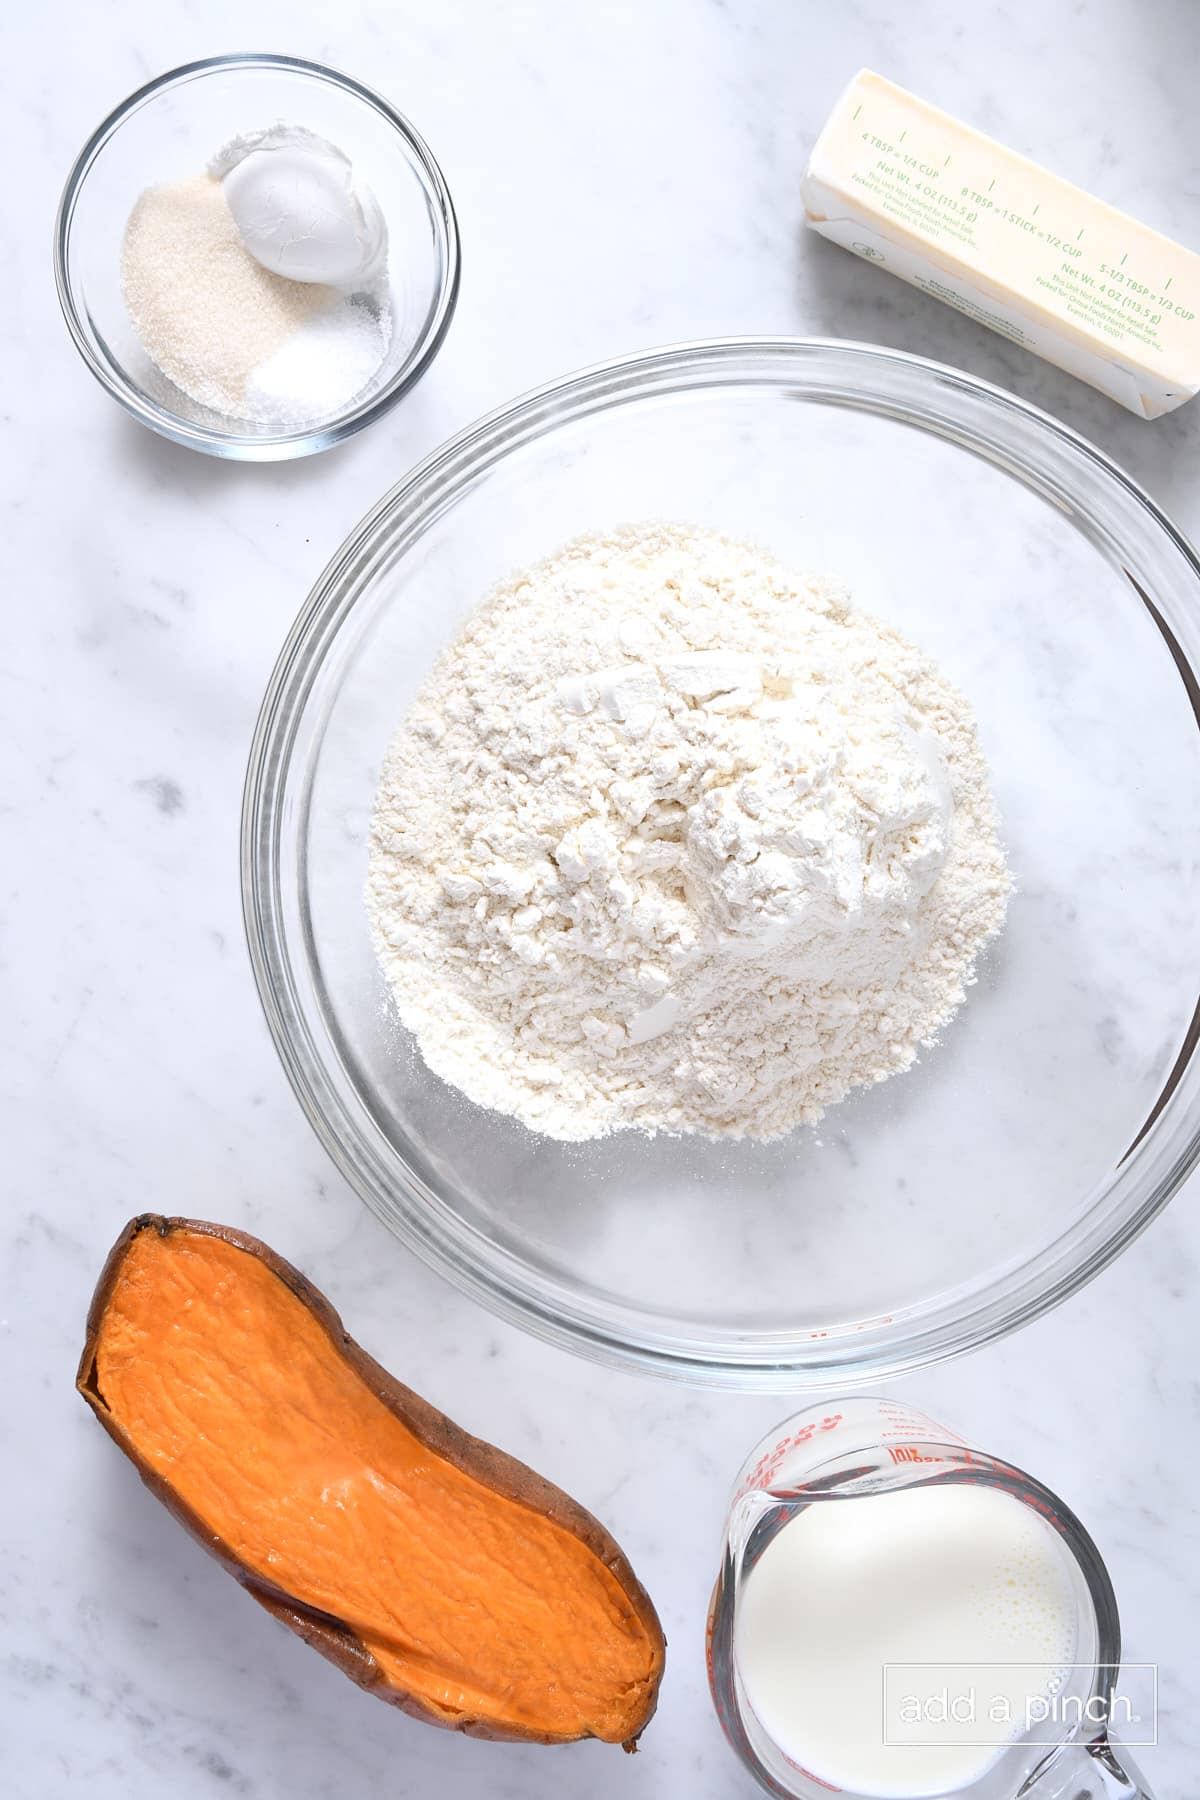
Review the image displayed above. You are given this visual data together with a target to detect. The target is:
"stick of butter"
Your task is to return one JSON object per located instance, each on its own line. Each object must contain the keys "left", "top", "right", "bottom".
{"left": 802, "top": 69, "right": 1200, "bottom": 417}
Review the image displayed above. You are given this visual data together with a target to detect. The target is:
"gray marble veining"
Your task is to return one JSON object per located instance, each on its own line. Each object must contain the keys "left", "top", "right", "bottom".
{"left": 5, "top": 1, "right": 1200, "bottom": 1795}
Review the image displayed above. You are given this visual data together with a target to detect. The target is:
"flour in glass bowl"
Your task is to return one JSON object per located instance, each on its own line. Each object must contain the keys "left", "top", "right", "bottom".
{"left": 366, "top": 524, "right": 1011, "bottom": 1142}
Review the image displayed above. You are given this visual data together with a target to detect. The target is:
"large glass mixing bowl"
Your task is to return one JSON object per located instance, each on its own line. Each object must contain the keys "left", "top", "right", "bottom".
{"left": 242, "top": 339, "right": 1200, "bottom": 1387}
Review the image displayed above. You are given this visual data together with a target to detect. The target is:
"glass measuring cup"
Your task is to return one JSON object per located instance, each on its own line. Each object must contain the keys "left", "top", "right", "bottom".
{"left": 707, "top": 1397, "right": 1154, "bottom": 1799}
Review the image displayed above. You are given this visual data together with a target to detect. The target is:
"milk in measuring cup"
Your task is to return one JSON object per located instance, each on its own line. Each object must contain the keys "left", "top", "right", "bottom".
{"left": 735, "top": 1483, "right": 1078, "bottom": 1798}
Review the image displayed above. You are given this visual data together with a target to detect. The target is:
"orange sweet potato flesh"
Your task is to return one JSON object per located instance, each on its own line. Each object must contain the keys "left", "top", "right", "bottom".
{"left": 77, "top": 1216, "right": 665, "bottom": 1747}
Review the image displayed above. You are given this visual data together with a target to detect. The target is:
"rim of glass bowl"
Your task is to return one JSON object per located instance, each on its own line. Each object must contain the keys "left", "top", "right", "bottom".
{"left": 53, "top": 53, "right": 461, "bottom": 462}
{"left": 242, "top": 336, "right": 1200, "bottom": 1387}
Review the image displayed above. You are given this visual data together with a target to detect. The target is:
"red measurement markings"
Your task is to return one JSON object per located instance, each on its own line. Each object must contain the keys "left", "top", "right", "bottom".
{"left": 734, "top": 1414, "right": 844, "bottom": 1502}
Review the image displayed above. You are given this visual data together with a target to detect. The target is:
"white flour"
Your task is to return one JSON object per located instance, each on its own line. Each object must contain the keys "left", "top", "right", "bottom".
{"left": 367, "top": 525, "right": 1011, "bottom": 1141}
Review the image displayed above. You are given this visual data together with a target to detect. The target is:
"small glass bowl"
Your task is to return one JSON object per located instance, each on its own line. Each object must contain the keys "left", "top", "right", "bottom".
{"left": 55, "top": 54, "right": 460, "bottom": 460}
{"left": 242, "top": 338, "right": 1200, "bottom": 1386}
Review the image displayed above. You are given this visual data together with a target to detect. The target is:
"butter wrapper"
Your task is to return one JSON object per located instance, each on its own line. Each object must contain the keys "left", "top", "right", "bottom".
{"left": 802, "top": 69, "right": 1200, "bottom": 417}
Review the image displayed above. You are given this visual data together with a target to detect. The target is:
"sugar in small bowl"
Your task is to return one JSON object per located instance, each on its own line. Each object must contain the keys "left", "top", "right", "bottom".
{"left": 55, "top": 55, "right": 460, "bottom": 460}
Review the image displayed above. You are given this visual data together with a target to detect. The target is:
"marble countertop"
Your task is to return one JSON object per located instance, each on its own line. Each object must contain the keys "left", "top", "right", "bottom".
{"left": 7, "top": 1, "right": 1200, "bottom": 1794}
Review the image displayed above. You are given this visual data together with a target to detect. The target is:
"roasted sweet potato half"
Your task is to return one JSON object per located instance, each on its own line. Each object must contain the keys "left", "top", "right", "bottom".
{"left": 78, "top": 1215, "right": 665, "bottom": 1748}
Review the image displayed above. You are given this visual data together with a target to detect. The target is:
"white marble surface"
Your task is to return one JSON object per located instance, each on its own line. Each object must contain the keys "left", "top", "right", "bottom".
{"left": 6, "top": 1, "right": 1200, "bottom": 1795}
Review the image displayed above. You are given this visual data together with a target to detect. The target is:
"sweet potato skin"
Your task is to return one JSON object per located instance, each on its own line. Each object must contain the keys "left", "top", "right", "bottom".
{"left": 77, "top": 1214, "right": 665, "bottom": 1748}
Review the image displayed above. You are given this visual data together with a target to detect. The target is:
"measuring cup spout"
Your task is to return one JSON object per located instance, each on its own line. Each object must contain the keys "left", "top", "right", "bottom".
{"left": 1019, "top": 1733, "right": 1154, "bottom": 1799}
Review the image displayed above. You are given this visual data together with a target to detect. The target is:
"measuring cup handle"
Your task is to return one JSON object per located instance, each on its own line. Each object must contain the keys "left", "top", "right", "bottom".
{"left": 1020, "top": 1733, "right": 1154, "bottom": 1798}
